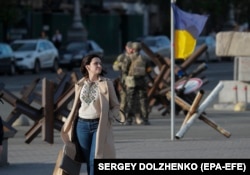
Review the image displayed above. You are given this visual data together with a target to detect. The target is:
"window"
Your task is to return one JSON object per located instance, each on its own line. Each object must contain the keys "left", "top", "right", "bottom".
{"left": 11, "top": 43, "right": 36, "bottom": 51}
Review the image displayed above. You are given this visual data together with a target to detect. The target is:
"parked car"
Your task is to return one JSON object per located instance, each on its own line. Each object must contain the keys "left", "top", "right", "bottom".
{"left": 195, "top": 36, "right": 221, "bottom": 62}
{"left": 0, "top": 43, "right": 17, "bottom": 75}
{"left": 139, "top": 35, "right": 171, "bottom": 60}
{"left": 59, "top": 40, "right": 104, "bottom": 69}
{"left": 11, "top": 39, "right": 59, "bottom": 74}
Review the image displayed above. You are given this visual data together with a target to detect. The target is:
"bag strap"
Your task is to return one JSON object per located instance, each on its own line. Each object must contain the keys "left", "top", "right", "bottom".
{"left": 0, "top": 93, "right": 3, "bottom": 104}
{"left": 114, "top": 109, "right": 126, "bottom": 124}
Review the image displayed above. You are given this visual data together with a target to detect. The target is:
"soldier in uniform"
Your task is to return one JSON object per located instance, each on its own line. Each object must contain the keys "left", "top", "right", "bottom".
{"left": 125, "top": 42, "right": 150, "bottom": 125}
{"left": 112, "top": 41, "right": 133, "bottom": 122}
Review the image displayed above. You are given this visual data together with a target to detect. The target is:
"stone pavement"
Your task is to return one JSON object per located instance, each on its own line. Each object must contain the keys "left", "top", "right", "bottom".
{"left": 0, "top": 107, "right": 250, "bottom": 175}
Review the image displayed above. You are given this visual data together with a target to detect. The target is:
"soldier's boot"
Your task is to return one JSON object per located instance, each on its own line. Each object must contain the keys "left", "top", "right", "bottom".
{"left": 119, "top": 110, "right": 126, "bottom": 123}
{"left": 135, "top": 113, "right": 143, "bottom": 125}
{"left": 124, "top": 114, "right": 133, "bottom": 125}
{"left": 142, "top": 115, "right": 150, "bottom": 125}
{"left": 143, "top": 120, "right": 150, "bottom": 125}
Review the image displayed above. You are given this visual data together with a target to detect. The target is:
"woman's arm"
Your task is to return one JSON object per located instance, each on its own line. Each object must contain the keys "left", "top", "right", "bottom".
{"left": 107, "top": 80, "right": 120, "bottom": 119}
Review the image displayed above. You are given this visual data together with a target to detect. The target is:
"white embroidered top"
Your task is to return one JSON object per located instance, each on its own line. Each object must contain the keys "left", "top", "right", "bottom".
{"left": 78, "top": 80, "right": 101, "bottom": 119}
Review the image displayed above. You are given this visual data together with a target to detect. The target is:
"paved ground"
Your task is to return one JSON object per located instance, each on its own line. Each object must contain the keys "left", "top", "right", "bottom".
{"left": 0, "top": 107, "right": 250, "bottom": 175}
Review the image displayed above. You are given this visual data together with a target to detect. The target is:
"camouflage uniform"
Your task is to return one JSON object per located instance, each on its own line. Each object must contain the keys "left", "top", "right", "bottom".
{"left": 112, "top": 42, "right": 132, "bottom": 122}
{"left": 125, "top": 42, "right": 150, "bottom": 125}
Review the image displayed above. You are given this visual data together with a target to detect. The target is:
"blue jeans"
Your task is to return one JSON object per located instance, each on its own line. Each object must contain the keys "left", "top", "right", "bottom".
{"left": 76, "top": 118, "right": 99, "bottom": 175}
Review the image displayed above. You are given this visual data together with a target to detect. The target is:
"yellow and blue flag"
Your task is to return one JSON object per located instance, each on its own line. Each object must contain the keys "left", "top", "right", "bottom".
{"left": 172, "top": 3, "right": 208, "bottom": 59}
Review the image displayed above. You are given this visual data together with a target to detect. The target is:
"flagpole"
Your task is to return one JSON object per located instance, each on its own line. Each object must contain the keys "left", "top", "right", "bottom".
{"left": 170, "top": 0, "right": 176, "bottom": 140}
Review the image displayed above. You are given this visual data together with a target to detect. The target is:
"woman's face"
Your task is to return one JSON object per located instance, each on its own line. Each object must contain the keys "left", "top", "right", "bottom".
{"left": 86, "top": 57, "right": 102, "bottom": 76}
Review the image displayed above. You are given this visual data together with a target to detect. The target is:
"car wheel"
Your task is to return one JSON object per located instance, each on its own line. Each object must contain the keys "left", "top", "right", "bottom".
{"left": 67, "top": 62, "right": 74, "bottom": 71}
{"left": 8, "top": 63, "right": 16, "bottom": 76}
{"left": 51, "top": 59, "right": 59, "bottom": 72}
{"left": 18, "top": 69, "right": 24, "bottom": 74}
{"left": 33, "top": 60, "right": 40, "bottom": 74}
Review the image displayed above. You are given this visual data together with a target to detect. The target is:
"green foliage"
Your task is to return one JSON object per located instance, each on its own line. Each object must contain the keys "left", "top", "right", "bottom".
{"left": 0, "top": 0, "right": 20, "bottom": 25}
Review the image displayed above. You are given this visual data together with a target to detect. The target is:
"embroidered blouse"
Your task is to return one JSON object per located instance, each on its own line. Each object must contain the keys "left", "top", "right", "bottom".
{"left": 78, "top": 80, "right": 101, "bottom": 119}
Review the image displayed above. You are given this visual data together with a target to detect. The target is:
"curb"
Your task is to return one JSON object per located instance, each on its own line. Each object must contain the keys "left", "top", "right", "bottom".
{"left": 213, "top": 103, "right": 250, "bottom": 111}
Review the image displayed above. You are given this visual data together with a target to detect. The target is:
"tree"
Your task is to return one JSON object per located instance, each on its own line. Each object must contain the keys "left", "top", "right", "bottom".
{"left": 0, "top": 1, "right": 21, "bottom": 42}
{"left": 42, "top": 0, "right": 63, "bottom": 12}
{"left": 140, "top": 0, "right": 250, "bottom": 35}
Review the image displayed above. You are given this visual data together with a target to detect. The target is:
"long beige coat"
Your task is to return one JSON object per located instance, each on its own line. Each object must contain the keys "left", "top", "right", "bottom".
{"left": 53, "top": 76, "right": 120, "bottom": 175}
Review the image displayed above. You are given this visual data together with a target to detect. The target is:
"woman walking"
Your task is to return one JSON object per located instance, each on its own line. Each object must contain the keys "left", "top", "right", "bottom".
{"left": 54, "top": 54, "right": 120, "bottom": 175}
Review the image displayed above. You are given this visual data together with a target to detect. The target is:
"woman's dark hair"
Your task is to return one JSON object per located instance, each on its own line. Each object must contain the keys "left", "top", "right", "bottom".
{"left": 80, "top": 54, "right": 107, "bottom": 77}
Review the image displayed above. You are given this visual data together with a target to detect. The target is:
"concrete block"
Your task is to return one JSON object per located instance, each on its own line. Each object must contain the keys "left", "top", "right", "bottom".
{"left": 0, "top": 130, "right": 15, "bottom": 167}
{"left": 235, "top": 57, "right": 250, "bottom": 82}
{"left": 0, "top": 139, "right": 9, "bottom": 167}
{"left": 218, "top": 80, "right": 250, "bottom": 103}
{"left": 213, "top": 103, "right": 235, "bottom": 111}
{"left": 216, "top": 32, "right": 250, "bottom": 57}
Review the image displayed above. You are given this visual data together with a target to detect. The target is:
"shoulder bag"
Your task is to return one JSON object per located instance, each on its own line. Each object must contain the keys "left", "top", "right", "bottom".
{"left": 53, "top": 142, "right": 81, "bottom": 175}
